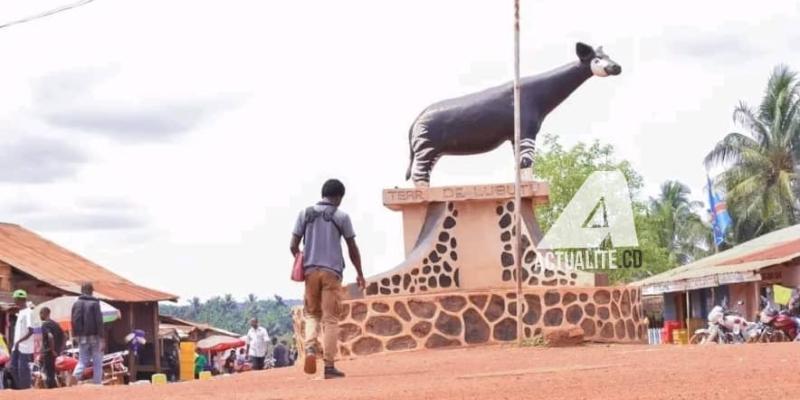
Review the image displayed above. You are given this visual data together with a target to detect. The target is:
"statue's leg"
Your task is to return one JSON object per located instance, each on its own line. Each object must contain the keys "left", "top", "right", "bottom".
{"left": 412, "top": 149, "right": 439, "bottom": 187}
{"left": 519, "top": 137, "right": 535, "bottom": 180}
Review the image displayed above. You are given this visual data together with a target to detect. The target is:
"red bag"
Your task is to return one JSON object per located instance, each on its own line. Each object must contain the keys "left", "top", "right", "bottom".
{"left": 291, "top": 251, "right": 305, "bottom": 282}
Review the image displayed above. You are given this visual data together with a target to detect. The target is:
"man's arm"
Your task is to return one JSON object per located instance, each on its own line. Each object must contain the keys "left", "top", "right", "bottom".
{"left": 345, "top": 237, "right": 365, "bottom": 289}
{"left": 290, "top": 235, "right": 301, "bottom": 257}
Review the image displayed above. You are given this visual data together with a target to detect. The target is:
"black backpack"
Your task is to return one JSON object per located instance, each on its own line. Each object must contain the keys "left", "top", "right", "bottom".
{"left": 301, "top": 203, "right": 343, "bottom": 243}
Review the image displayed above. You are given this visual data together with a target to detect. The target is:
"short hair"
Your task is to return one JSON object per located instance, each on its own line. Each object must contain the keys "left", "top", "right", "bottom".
{"left": 321, "top": 179, "right": 345, "bottom": 199}
{"left": 40, "top": 306, "right": 51, "bottom": 316}
{"left": 81, "top": 282, "right": 94, "bottom": 295}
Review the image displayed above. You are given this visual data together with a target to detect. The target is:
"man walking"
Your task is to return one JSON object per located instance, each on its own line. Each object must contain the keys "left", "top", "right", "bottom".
{"left": 40, "top": 306, "right": 65, "bottom": 388}
{"left": 290, "top": 178, "right": 365, "bottom": 379}
{"left": 245, "top": 318, "right": 269, "bottom": 370}
{"left": 71, "top": 282, "right": 104, "bottom": 385}
{"left": 9, "top": 289, "right": 36, "bottom": 389}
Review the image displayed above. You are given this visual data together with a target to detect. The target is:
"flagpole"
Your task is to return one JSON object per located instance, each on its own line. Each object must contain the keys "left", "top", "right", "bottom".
{"left": 512, "top": 0, "right": 524, "bottom": 345}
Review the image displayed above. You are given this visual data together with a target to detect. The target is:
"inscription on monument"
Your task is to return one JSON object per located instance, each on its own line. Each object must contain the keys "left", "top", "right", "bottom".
{"left": 383, "top": 182, "right": 548, "bottom": 209}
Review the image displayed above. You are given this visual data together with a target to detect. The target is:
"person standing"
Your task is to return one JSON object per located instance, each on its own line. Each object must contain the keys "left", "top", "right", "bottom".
{"left": 40, "top": 306, "right": 65, "bottom": 389}
{"left": 71, "top": 282, "right": 104, "bottom": 385}
{"left": 9, "top": 289, "right": 36, "bottom": 389}
{"left": 290, "top": 179, "right": 365, "bottom": 379}
{"left": 245, "top": 318, "right": 269, "bottom": 370}
{"left": 193, "top": 348, "right": 207, "bottom": 379}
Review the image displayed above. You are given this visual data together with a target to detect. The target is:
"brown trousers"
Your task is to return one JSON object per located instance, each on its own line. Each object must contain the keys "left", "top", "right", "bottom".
{"left": 303, "top": 269, "right": 341, "bottom": 364}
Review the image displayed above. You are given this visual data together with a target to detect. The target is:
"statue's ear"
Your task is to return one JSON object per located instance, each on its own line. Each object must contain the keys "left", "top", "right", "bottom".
{"left": 576, "top": 42, "right": 594, "bottom": 61}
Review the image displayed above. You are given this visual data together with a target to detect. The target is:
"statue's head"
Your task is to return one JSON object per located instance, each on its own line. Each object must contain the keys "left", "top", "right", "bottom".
{"left": 576, "top": 42, "right": 621, "bottom": 77}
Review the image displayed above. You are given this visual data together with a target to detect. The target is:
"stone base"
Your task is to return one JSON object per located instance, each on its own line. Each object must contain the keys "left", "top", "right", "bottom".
{"left": 293, "top": 286, "right": 645, "bottom": 359}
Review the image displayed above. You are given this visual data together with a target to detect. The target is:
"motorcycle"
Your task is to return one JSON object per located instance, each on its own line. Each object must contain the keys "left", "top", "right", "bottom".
{"left": 690, "top": 298, "right": 751, "bottom": 344}
{"left": 751, "top": 292, "right": 800, "bottom": 343}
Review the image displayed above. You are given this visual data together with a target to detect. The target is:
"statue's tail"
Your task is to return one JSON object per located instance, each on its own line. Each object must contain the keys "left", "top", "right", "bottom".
{"left": 405, "top": 123, "right": 415, "bottom": 181}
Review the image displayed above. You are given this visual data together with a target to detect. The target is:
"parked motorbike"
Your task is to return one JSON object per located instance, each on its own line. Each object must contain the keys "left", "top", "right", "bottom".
{"left": 690, "top": 298, "right": 751, "bottom": 344}
{"left": 751, "top": 293, "right": 800, "bottom": 343}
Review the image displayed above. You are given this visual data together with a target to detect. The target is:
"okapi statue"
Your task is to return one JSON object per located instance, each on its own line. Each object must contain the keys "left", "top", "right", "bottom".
{"left": 405, "top": 42, "right": 621, "bottom": 187}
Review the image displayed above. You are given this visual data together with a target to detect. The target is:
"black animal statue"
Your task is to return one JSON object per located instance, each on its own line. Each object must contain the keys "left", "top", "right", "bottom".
{"left": 405, "top": 42, "right": 621, "bottom": 186}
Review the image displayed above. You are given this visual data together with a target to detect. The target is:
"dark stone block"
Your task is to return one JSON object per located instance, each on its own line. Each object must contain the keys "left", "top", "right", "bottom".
{"left": 501, "top": 252, "right": 515, "bottom": 267}
{"left": 352, "top": 337, "right": 383, "bottom": 355}
{"left": 504, "top": 244, "right": 512, "bottom": 251}
{"left": 411, "top": 321, "right": 432, "bottom": 338}
{"left": 436, "top": 244, "right": 447, "bottom": 254}
{"left": 392, "top": 275, "right": 401, "bottom": 286}
{"left": 501, "top": 231, "right": 511, "bottom": 242}
{"left": 380, "top": 287, "right": 391, "bottom": 295}
{"left": 450, "top": 251, "right": 458, "bottom": 261}
{"left": 597, "top": 306, "right": 610, "bottom": 320}
{"left": 613, "top": 290, "right": 621, "bottom": 302}
{"left": 611, "top": 302, "right": 620, "bottom": 319}
{"left": 506, "top": 201, "right": 515, "bottom": 212}
{"left": 566, "top": 305, "right": 583, "bottom": 324}
{"left": 528, "top": 276, "right": 539, "bottom": 285}
{"left": 524, "top": 250, "right": 536, "bottom": 263}
{"left": 338, "top": 323, "right": 362, "bottom": 342}
{"left": 593, "top": 290, "right": 611, "bottom": 305}
{"left": 366, "top": 316, "right": 403, "bottom": 336}
{"left": 439, "top": 232, "right": 450, "bottom": 242}
{"left": 621, "top": 290, "right": 631, "bottom": 317}
{"left": 435, "top": 312, "right": 462, "bottom": 336}
{"left": 614, "top": 320, "right": 625, "bottom": 339}
{"left": 428, "top": 276, "right": 438, "bottom": 288}
{"left": 433, "top": 265, "right": 441, "bottom": 273}
{"left": 493, "top": 317, "right": 517, "bottom": 341}
{"left": 372, "top": 302, "right": 390, "bottom": 313}
{"left": 585, "top": 303, "right": 596, "bottom": 317}
{"left": 351, "top": 302, "right": 367, "bottom": 321}
{"left": 393, "top": 288, "right": 399, "bottom": 294}
{"left": 448, "top": 202, "right": 454, "bottom": 211}
{"left": 544, "top": 269, "right": 554, "bottom": 278}
{"left": 632, "top": 305, "right": 640, "bottom": 322}
{"left": 429, "top": 251, "right": 441, "bottom": 263}
{"left": 422, "top": 265, "right": 431, "bottom": 274}
{"left": 443, "top": 261, "right": 453, "bottom": 272}
{"left": 469, "top": 295, "right": 488, "bottom": 310}
{"left": 496, "top": 205, "right": 504, "bottom": 215}
{"left": 579, "top": 293, "right": 588, "bottom": 302}
{"left": 395, "top": 302, "right": 411, "bottom": 322}
{"left": 440, "top": 275, "right": 452, "bottom": 288}
{"left": 381, "top": 278, "right": 390, "bottom": 286}
{"left": 411, "top": 268, "right": 419, "bottom": 275}
{"left": 443, "top": 216, "right": 456, "bottom": 229}
{"left": 544, "top": 308, "right": 563, "bottom": 327}
{"left": 600, "top": 322, "right": 614, "bottom": 339}
{"left": 581, "top": 318, "right": 596, "bottom": 337}
{"left": 562, "top": 292, "right": 577, "bottom": 305}
{"left": 366, "top": 282, "right": 378, "bottom": 296}
{"left": 441, "top": 296, "right": 467, "bottom": 312}
{"left": 403, "top": 274, "right": 411, "bottom": 290}
{"left": 523, "top": 294, "right": 541, "bottom": 325}
{"left": 386, "top": 335, "right": 417, "bottom": 351}
{"left": 542, "top": 279, "right": 557, "bottom": 286}
{"left": 499, "top": 214, "right": 512, "bottom": 229}
{"left": 484, "top": 295, "right": 505, "bottom": 322}
{"left": 544, "top": 290, "right": 560, "bottom": 306}
{"left": 559, "top": 279, "right": 568, "bottom": 285}
{"left": 508, "top": 300, "right": 517, "bottom": 316}
{"left": 450, "top": 238, "right": 457, "bottom": 248}
{"left": 425, "top": 334, "right": 461, "bottom": 349}
{"left": 454, "top": 269, "right": 460, "bottom": 287}
{"left": 626, "top": 319, "right": 636, "bottom": 339}
{"left": 463, "top": 308, "right": 489, "bottom": 344}
{"left": 408, "top": 300, "right": 437, "bottom": 319}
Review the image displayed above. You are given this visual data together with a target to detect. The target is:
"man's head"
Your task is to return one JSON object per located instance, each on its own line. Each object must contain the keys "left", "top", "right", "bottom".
{"left": 12, "top": 289, "right": 27, "bottom": 307}
{"left": 321, "top": 179, "right": 346, "bottom": 206}
{"left": 249, "top": 318, "right": 258, "bottom": 328}
{"left": 39, "top": 306, "right": 51, "bottom": 321}
{"left": 81, "top": 282, "right": 94, "bottom": 296}
{"left": 271, "top": 336, "right": 278, "bottom": 345}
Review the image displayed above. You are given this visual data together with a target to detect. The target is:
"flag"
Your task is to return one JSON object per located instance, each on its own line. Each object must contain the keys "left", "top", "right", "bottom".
{"left": 707, "top": 175, "right": 733, "bottom": 246}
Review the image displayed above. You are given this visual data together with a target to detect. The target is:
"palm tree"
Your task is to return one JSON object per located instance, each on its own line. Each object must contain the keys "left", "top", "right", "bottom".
{"left": 189, "top": 296, "right": 202, "bottom": 319}
{"left": 705, "top": 65, "right": 800, "bottom": 242}
{"left": 649, "top": 181, "right": 711, "bottom": 265}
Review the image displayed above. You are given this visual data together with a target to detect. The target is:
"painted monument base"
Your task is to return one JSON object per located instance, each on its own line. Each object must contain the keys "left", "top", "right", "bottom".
{"left": 292, "top": 286, "right": 645, "bottom": 360}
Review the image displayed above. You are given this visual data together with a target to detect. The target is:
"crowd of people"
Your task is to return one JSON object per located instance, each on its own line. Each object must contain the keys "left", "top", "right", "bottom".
{"left": 193, "top": 319, "right": 296, "bottom": 379}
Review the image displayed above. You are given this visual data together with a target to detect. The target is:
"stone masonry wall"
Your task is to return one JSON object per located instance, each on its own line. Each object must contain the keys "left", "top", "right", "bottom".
{"left": 293, "top": 286, "right": 645, "bottom": 359}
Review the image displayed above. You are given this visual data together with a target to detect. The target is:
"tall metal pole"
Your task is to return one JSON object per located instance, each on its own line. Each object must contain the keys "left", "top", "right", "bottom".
{"left": 513, "top": 0, "right": 524, "bottom": 345}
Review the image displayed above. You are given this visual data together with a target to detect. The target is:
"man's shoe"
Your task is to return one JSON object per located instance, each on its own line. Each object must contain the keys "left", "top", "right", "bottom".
{"left": 303, "top": 347, "right": 317, "bottom": 375}
{"left": 324, "top": 366, "right": 346, "bottom": 379}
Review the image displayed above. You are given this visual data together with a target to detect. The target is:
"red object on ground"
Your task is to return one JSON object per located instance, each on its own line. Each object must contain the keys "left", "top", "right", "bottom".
{"left": 662, "top": 320, "right": 681, "bottom": 344}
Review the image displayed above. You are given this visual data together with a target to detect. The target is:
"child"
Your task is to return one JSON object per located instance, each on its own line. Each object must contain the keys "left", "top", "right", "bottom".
{"left": 194, "top": 348, "right": 207, "bottom": 379}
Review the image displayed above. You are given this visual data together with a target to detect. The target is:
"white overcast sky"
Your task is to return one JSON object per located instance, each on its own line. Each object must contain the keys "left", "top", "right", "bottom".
{"left": 0, "top": 0, "right": 798, "bottom": 303}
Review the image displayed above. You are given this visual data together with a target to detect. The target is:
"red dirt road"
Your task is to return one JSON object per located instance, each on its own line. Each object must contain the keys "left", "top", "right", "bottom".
{"left": 6, "top": 343, "right": 800, "bottom": 400}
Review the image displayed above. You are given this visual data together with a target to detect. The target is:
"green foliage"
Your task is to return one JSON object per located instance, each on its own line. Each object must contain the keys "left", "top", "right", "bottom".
{"left": 705, "top": 65, "right": 800, "bottom": 243}
{"left": 532, "top": 134, "right": 710, "bottom": 283}
{"left": 161, "top": 294, "right": 299, "bottom": 340}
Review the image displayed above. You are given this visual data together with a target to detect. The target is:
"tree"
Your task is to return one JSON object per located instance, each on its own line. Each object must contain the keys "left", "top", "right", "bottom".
{"left": 532, "top": 134, "right": 707, "bottom": 282}
{"left": 705, "top": 65, "right": 800, "bottom": 242}
{"left": 648, "top": 181, "right": 712, "bottom": 265}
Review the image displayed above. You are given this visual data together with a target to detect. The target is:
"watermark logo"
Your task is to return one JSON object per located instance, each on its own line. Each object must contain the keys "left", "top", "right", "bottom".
{"left": 536, "top": 170, "right": 642, "bottom": 271}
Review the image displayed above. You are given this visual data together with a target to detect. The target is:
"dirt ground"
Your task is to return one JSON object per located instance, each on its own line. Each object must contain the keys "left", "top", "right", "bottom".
{"left": 6, "top": 343, "right": 800, "bottom": 400}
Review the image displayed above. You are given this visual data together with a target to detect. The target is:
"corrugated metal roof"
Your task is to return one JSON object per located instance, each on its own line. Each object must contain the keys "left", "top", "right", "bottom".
{"left": 0, "top": 223, "right": 177, "bottom": 302}
{"left": 159, "top": 315, "right": 241, "bottom": 337}
{"left": 633, "top": 223, "right": 800, "bottom": 292}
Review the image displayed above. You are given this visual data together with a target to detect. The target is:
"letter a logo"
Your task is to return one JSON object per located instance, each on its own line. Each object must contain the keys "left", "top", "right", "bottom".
{"left": 538, "top": 170, "right": 638, "bottom": 250}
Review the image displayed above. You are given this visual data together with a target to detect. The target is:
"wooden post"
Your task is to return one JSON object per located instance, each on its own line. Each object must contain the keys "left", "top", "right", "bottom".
{"left": 154, "top": 302, "right": 161, "bottom": 374}
{"left": 129, "top": 303, "right": 137, "bottom": 380}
